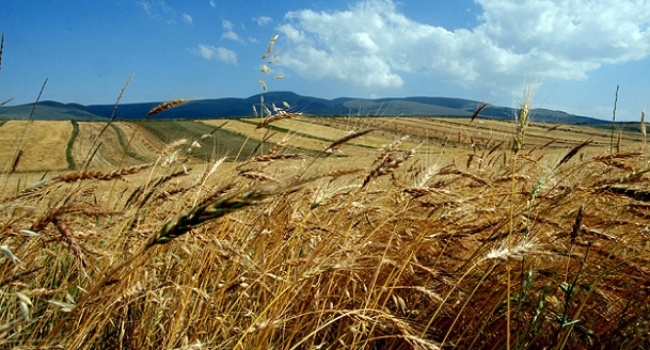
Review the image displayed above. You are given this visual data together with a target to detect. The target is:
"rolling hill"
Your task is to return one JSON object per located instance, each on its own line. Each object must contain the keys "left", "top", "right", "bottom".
{"left": 0, "top": 91, "right": 608, "bottom": 124}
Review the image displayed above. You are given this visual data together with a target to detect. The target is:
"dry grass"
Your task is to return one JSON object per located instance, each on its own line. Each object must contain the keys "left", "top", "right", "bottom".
{"left": 1, "top": 113, "right": 649, "bottom": 350}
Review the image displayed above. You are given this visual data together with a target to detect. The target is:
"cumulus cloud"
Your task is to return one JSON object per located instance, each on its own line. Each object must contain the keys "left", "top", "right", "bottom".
{"left": 278, "top": 0, "right": 650, "bottom": 95}
{"left": 193, "top": 44, "right": 238, "bottom": 64}
{"left": 254, "top": 16, "right": 273, "bottom": 26}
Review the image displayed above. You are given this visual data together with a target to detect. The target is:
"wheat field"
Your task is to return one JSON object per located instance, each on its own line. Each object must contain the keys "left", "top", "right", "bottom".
{"left": 0, "top": 111, "right": 649, "bottom": 349}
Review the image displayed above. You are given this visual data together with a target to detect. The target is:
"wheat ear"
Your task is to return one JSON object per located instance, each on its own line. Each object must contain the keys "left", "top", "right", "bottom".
{"left": 145, "top": 99, "right": 186, "bottom": 119}
{"left": 148, "top": 187, "right": 275, "bottom": 246}
{"left": 324, "top": 129, "right": 375, "bottom": 153}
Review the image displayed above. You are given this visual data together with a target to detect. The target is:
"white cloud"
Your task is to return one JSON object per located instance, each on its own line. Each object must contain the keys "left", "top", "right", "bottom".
{"left": 221, "top": 19, "right": 242, "bottom": 42}
{"left": 278, "top": 0, "right": 650, "bottom": 96}
{"left": 137, "top": 0, "right": 173, "bottom": 22}
{"left": 209, "top": 0, "right": 216, "bottom": 8}
{"left": 193, "top": 44, "right": 238, "bottom": 64}
{"left": 182, "top": 13, "right": 193, "bottom": 25}
{"left": 222, "top": 19, "right": 235, "bottom": 31}
{"left": 254, "top": 16, "right": 273, "bottom": 26}
{"left": 222, "top": 31, "right": 241, "bottom": 41}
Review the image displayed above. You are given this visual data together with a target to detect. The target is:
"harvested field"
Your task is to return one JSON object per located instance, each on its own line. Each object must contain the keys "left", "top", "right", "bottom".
{"left": 70, "top": 122, "right": 162, "bottom": 169}
{"left": 0, "top": 120, "right": 71, "bottom": 172}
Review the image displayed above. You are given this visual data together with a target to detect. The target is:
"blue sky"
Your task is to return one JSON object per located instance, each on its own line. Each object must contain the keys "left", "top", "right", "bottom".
{"left": 1, "top": 0, "right": 649, "bottom": 121}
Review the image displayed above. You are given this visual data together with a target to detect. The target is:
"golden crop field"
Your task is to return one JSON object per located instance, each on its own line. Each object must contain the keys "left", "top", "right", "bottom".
{"left": 70, "top": 121, "right": 164, "bottom": 169}
{"left": 0, "top": 120, "right": 72, "bottom": 172}
{"left": 1, "top": 115, "right": 649, "bottom": 349}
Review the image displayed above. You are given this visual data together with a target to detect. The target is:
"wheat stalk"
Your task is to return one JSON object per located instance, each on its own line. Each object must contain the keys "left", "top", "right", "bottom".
{"left": 0, "top": 32, "right": 4, "bottom": 72}
{"left": 641, "top": 110, "right": 647, "bottom": 148}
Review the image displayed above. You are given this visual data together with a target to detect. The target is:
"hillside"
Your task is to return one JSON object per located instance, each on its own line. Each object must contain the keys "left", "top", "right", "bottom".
{"left": 0, "top": 116, "right": 641, "bottom": 173}
{"left": 0, "top": 92, "right": 608, "bottom": 124}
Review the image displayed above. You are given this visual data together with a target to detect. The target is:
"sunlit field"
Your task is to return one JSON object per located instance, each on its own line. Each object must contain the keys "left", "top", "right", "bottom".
{"left": 1, "top": 108, "right": 649, "bottom": 349}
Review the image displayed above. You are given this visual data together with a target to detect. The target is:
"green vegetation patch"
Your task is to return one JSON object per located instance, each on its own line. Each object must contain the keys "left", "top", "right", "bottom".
{"left": 134, "top": 120, "right": 277, "bottom": 161}
{"left": 109, "top": 124, "right": 150, "bottom": 163}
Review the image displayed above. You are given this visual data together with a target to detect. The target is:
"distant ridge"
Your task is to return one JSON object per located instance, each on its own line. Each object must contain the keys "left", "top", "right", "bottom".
{"left": 0, "top": 91, "right": 608, "bottom": 125}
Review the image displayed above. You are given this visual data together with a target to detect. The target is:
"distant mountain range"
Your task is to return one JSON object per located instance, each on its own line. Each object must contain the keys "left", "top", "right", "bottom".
{"left": 0, "top": 91, "right": 608, "bottom": 125}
